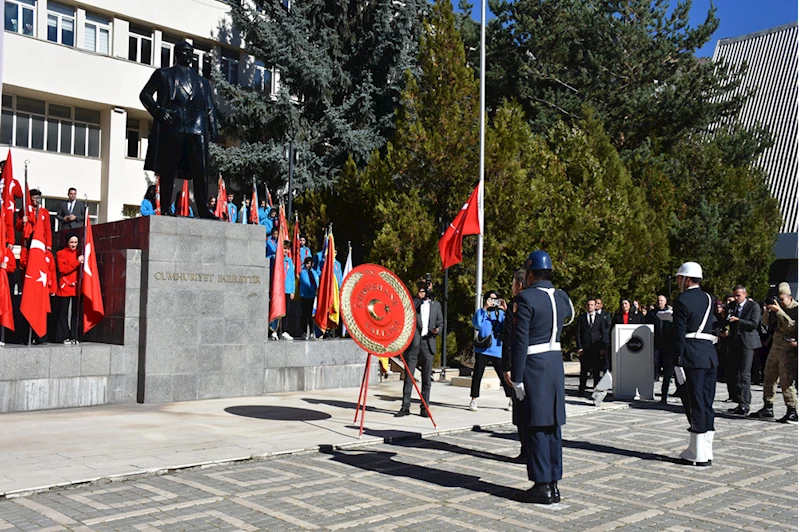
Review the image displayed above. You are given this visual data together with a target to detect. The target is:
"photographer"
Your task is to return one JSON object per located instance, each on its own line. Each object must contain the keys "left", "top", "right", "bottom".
{"left": 469, "top": 290, "right": 512, "bottom": 412}
{"left": 750, "top": 283, "right": 798, "bottom": 423}
{"left": 721, "top": 285, "right": 762, "bottom": 416}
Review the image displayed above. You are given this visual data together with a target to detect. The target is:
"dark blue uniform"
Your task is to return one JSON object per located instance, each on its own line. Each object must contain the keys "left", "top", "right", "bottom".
{"left": 673, "top": 286, "right": 718, "bottom": 434}
{"left": 511, "top": 280, "right": 574, "bottom": 483}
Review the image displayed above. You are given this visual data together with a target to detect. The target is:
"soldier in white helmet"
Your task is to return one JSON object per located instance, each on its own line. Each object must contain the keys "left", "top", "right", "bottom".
{"left": 673, "top": 261, "right": 719, "bottom": 466}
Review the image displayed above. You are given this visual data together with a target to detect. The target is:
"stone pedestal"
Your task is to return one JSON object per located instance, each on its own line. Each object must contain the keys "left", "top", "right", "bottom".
{"left": 0, "top": 216, "right": 369, "bottom": 413}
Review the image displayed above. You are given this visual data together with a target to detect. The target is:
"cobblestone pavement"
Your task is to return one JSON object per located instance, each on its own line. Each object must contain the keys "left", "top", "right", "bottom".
{"left": 0, "top": 398, "right": 796, "bottom": 531}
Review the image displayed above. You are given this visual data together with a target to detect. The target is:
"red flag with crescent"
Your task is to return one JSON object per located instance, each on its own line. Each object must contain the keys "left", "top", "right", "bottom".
{"left": 20, "top": 214, "right": 51, "bottom": 337}
{"left": 82, "top": 214, "right": 104, "bottom": 332}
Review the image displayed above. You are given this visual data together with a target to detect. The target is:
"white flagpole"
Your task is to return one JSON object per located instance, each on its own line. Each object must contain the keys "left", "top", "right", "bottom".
{"left": 474, "top": 0, "right": 486, "bottom": 314}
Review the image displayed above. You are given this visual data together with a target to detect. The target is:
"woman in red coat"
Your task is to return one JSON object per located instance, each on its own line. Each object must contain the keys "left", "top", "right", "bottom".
{"left": 56, "top": 235, "right": 83, "bottom": 344}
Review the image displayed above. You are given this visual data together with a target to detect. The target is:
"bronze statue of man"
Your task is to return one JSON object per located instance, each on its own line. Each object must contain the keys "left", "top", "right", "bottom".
{"left": 140, "top": 41, "right": 217, "bottom": 218}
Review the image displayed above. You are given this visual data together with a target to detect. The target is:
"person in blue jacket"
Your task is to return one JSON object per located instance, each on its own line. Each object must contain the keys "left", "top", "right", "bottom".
{"left": 298, "top": 256, "right": 316, "bottom": 340}
{"left": 140, "top": 185, "right": 157, "bottom": 216}
{"left": 258, "top": 200, "right": 271, "bottom": 228}
{"left": 298, "top": 235, "right": 312, "bottom": 265}
{"left": 265, "top": 227, "right": 279, "bottom": 259}
{"left": 469, "top": 290, "right": 513, "bottom": 412}
{"left": 270, "top": 242, "right": 296, "bottom": 340}
{"left": 226, "top": 192, "right": 237, "bottom": 223}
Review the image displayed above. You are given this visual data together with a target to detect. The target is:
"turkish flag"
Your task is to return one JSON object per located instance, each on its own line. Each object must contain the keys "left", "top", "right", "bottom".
{"left": 215, "top": 177, "right": 228, "bottom": 220}
{"left": 0, "top": 193, "right": 14, "bottom": 332}
{"left": 20, "top": 215, "right": 51, "bottom": 337}
{"left": 269, "top": 236, "right": 286, "bottom": 322}
{"left": 314, "top": 231, "right": 340, "bottom": 332}
{"left": 291, "top": 217, "right": 300, "bottom": 275}
{"left": 82, "top": 215, "right": 104, "bottom": 332}
{"left": 177, "top": 180, "right": 190, "bottom": 217}
{"left": 250, "top": 183, "right": 259, "bottom": 224}
{"left": 1, "top": 149, "right": 21, "bottom": 243}
{"left": 277, "top": 203, "right": 289, "bottom": 244}
{"left": 266, "top": 188, "right": 273, "bottom": 208}
{"left": 438, "top": 182, "right": 483, "bottom": 269}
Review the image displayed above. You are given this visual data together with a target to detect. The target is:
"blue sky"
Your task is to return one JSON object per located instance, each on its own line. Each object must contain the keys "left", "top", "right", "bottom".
{"left": 462, "top": 1, "right": 797, "bottom": 57}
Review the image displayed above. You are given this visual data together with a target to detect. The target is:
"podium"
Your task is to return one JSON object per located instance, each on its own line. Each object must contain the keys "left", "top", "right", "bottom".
{"left": 611, "top": 324, "right": 655, "bottom": 400}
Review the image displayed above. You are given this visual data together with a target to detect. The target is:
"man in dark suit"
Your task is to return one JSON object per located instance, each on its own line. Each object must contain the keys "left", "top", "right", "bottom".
{"left": 673, "top": 261, "right": 718, "bottom": 466}
{"left": 723, "top": 284, "right": 762, "bottom": 415}
{"left": 55, "top": 188, "right": 85, "bottom": 230}
{"left": 511, "top": 251, "right": 575, "bottom": 504}
{"left": 576, "top": 298, "right": 608, "bottom": 396}
{"left": 647, "top": 294, "right": 675, "bottom": 402}
{"left": 395, "top": 280, "right": 443, "bottom": 417}
{"left": 140, "top": 41, "right": 217, "bottom": 218}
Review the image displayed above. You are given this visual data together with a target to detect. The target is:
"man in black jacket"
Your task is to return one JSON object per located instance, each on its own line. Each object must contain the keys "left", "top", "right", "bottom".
{"left": 647, "top": 294, "right": 675, "bottom": 402}
{"left": 576, "top": 298, "right": 608, "bottom": 397}
{"left": 140, "top": 41, "right": 217, "bottom": 218}
{"left": 396, "top": 280, "right": 443, "bottom": 418}
{"left": 722, "top": 284, "right": 762, "bottom": 416}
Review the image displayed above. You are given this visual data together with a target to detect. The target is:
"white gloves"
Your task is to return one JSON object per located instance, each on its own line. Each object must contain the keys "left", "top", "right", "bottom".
{"left": 512, "top": 381, "right": 526, "bottom": 401}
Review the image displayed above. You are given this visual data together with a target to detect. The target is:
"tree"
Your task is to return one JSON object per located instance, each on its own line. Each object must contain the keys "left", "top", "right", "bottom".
{"left": 212, "top": 0, "right": 428, "bottom": 193}
{"left": 485, "top": 0, "right": 752, "bottom": 154}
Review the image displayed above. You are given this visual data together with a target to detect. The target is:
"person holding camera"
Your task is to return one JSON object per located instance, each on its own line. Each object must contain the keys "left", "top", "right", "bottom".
{"left": 469, "top": 290, "right": 513, "bottom": 411}
{"left": 721, "top": 284, "right": 762, "bottom": 416}
{"left": 750, "top": 283, "right": 798, "bottom": 423}
{"left": 395, "top": 279, "right": 443, "bottom": 418}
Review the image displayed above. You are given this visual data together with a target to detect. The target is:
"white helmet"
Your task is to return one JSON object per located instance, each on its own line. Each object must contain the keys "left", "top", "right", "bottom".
{"left": 675, "top": 261, "right": 703, "bottom": 279}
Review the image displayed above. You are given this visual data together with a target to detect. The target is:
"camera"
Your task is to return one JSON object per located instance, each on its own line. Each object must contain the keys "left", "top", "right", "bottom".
{"left": 764, "top": 284, "right": 778, "bottom": 307}
{"left": 725, "top": 300, "right": 737, "bottom": 319}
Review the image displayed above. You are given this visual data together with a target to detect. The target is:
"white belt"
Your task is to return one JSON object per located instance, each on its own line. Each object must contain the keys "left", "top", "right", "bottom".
{"left": 527, "top": 342, "right": 561, "bottom": 354}
{"left": 685, "top": 332, "right": 718, "bottom": 344}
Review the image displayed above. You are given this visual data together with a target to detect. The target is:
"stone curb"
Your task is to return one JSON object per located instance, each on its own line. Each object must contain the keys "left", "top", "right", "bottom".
{"left": 0, "top": 402, "right": 630, "bottom": 500}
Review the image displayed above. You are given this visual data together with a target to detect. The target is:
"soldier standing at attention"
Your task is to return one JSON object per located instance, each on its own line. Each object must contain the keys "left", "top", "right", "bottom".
{"left": 673, "top": 261, "right": 718, "bottom": 466}
{"left": 511, "top": 250, "right": 575, "bottom": 504}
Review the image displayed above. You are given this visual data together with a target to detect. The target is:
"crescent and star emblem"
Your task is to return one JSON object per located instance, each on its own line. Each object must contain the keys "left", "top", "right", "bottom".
{"left": 367, "top": 299, "right": 390, "bottom": 321}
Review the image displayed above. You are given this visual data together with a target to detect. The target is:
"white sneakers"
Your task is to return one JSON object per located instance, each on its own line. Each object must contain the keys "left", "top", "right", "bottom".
{"left": 469, "top": 400, "right": 477, "bottom": 411}
{"left": 281, "top": 332, "right": 294, "bottom": 341}
{"left": 270, "top": 332, "right": 279, "bottom": 341}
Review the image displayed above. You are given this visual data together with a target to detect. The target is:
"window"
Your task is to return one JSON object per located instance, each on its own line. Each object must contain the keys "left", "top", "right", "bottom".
{"left": 5, "top": 0, "right": 34, "bottom": 36}
{"left": 192, "top": 41, "right": 212, "bottom": 78}
{"left": 160, "top": 33, "right": 181, "bottom": 67}
{"left": 46, "top": 1, "right": 74, "bottom": 46}
{"left": 254, "top": 60, "right": 273, "bottom": 94}
{"left": 0, "top": 96, "right": 101, "bottom": 158}
{"left": 221, "top": 48, "right": 239, "bottom": 85}
{"left": 84, "top": 13, "right": 110, "bottom": 54}
{"left": 128, "top": 25, "right": 153, "bottom": 65}
{"left": 126, "top": 118, "right": 140, "bottom": 158}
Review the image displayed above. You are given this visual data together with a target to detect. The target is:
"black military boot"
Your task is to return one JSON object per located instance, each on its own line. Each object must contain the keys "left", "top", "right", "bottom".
{"left": 519, "top": 483, "right": 554, "bottom": 504}
{"left": 749, "top": 402, "right": 774, "bottom": 419}
{"left": 777, "top": 408, "right": 798, "bottom": 424}
{"left": 551, "top": 481, "right": 561, "bottom": 503}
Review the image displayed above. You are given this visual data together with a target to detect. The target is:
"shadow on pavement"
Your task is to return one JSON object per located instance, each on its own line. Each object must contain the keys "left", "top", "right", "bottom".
{"left": 224, "top": 405, "right": 331, "bottom": 421}
{"left": 318, "top": 447, "right": 521, "bottom": 500}
{"left": 563, "top": 439, "right": 680, "bottom": 463}
{"left": 302, "top": 397, "right": 396, "bottom": 415}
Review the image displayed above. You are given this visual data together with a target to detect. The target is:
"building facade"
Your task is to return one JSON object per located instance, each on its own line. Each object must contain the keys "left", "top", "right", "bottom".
{"left": 712, "top": 22, "right": 798, "bottom": 288}
{"left": 1, "top": 0, "right": 274, "bottom": 225}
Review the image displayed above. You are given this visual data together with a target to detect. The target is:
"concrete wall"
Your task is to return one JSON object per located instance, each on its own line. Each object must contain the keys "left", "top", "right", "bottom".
{"left": 0, "top": 217, "right": 369, "bottom": 413}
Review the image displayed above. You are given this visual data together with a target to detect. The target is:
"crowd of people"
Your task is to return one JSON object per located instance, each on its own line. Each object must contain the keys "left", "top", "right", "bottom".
{"left": 391, "top": 251, "right": 796, "bottom": 505}
{"left": 0, "top": 159, "right": 90, "bottom": 345}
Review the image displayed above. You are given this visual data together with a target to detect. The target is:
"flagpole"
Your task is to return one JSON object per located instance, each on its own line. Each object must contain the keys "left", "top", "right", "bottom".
{"left": 474, "top": 0, "right": 486, "bottom": 314}
{"left": 23, "top": 160, "right": 32, "bottom": 346}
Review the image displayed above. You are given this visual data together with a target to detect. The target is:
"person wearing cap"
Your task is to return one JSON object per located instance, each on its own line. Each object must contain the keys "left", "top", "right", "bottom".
{"left": 673, "top": 261, "right": 718, "bottom": 466}
{"left": 750, "top": 283, "right": 798, "bottom": 423}
{"left": 511, "top": 250, "right": 575, "bottom": 504}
